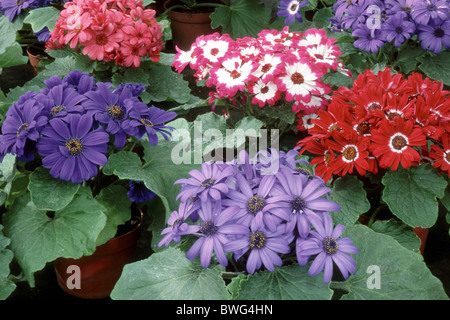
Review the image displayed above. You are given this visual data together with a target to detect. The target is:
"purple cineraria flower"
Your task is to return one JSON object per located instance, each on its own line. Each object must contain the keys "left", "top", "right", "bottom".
{"left": 333, "top": 0, "right": 359, "bottom": 20}
{"left": 273, "top": 168, "right": 340, "bottom": 239}
{"left": 127, "top": 180, "right": 155, "bottom": 203}
{"left": 353, "top": 24, "right": 385, "bottom": 54}
{"left": 186, "top": 201, "right": 246, "bottom": 268}
{"left": 175, "top": 162, "right": 234, "bottom": 203}
{"left": 82, "top": 82, "right": 136, "bottom": 148}
{"left": 297, "top": 213, "right": 358, "bottom": 283}
{"left": 417, "top": 19, "right": 450, "bottom": 54}
{"left": 277, "top": 0, "right": 308, "bottom": 24}
{"left": 0, "top": 99, "right": 47, "bottom": 162}
{"left": 122, "top": 103, "right": 177, "bottom": 146}
{"left": 112, "top": 83, "right": 147, "bottom": 98}
{"left": 385, "top": 0, "right": 416, "bottom": 18}
{"left": 381, "top": 12, "right": 416, "bottom": 47}
{"left": 2, "top": 0, "right": 33, "bottom": 21}
{"left": 224, "top": 218, "right": 291, "bottom": 274}
{"left": 158, "top": 201, "right": 201, "bottom": 248}
{"left": 222, "top": 173, "right": 291, "bottom": 232}
{"left": 62, "top": 70, "right": 97, "bottom": 94}
{"left": 36, "top": 114, "right": 109, "bottom": 183}
{"left": 341, "top": 1, "right": 370, "bottom": 31}
{"left": 411, "top": 0, "right": 450, "bottom": 25}
{"left": 36, "top": 84, "right": 86, "bottom": 119}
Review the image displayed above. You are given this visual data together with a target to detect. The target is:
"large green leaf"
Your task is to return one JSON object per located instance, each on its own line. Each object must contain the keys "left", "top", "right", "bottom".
{"left": 144, "top": 64, "right": 191, "bottom": 103}
{"left": 0, "top": 43, "right": 28, "bottom": 69}
{"left": 28, "top": 167, "right": 80, "bottom": 211}
{"left": 0, "top": 15, "right": 23, "bottom": 55}
{"left": 103, "top": 143, "right": 200, "bottom": 218}
{"left": 329, "top": 175, "right": 371, "bottom": 225}
{"left": 371, "top": 220, "right": 421, "bottom": 253}
{"left": 94, "top": 184, "right": 132, "bottom": 246}
{"left": 334, "top": 224, "right": 448, "bottom": 300}
{"left": 382, "top": 164, "right": 447, "bottom": 228}
{"left": 210, "top": 0, "right": 271, "bottom": 39}
{"left": 233, "top": 265, "right": 333, "bottom": 300}
{"left": 0, "top": 225, "right": 15, "bottom": 300}
{"left": 110, "top": 247, "right": 230, "bottom": 300}
{"left": 418, "top": 51, "right": 450, "bottom": 86}
{"left": 23, "top": 6, "right": 60, "bottom": 32}
{"left": 2, "top": 189, "right": 107, "bottom": 286}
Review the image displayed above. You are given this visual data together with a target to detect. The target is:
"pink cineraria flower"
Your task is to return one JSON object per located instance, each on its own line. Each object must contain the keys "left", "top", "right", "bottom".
{"left": 248, "top": 79, "right": 281, "bottom": 107}
{"left": 82, "top": 24, "right": 123, "bottom": 61}
{"left": 253, "top": 52, "right": 284, "bottom": 83}
{"left": 198, "top": 33, "right": 233, "bottom": 66}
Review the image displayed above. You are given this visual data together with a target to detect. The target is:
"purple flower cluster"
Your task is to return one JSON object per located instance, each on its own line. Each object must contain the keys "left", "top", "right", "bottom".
{"left": 0, "top": 70, "right": 177, "bottom": 184}
{"left": 159, "top": 149, "right": 358, "bottom": 283}
{"left": 330, "top": 0, "right": 450, "bottom": 54}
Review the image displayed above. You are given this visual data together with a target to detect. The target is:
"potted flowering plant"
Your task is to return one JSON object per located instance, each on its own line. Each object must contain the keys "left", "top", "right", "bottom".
{"left": 297, "top": 66, "right": 450, "bottom": 254}
{"left": 0, "top": 69, "right": 179, "bottom": 299}
{"left": 172, "top": 26, "right": 350, "bottom": 142}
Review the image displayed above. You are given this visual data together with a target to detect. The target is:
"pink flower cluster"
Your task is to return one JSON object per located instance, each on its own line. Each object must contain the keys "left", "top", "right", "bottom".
{"left": 46, "top": 0, "right": 164, "bottom": 68}
{"left": 173, "top": 27, "right": 348, "bottom": 124}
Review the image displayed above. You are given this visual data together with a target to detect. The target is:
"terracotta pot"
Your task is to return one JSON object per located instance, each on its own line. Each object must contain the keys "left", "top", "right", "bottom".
{"left": 358, "top": 214, "right": 428, "bottom": 255}
{"left": 54, "top": 210, "right": 143, "bottom": 299}
{"left": 26, "top": 47, "right": 49, "bottom": 76}
{"left": 165, "top": 1, "right": 220, "bottom": 51}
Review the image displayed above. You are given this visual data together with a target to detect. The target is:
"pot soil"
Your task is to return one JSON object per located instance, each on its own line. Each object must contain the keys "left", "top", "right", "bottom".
{"left": 53, "top": 209, "right": 144, "bottom": 299}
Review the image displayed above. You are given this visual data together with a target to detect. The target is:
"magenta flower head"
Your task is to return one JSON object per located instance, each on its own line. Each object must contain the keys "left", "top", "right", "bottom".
{"left": 297, "top": 212, "right": 358, "bottom": 283}
{"left": 186, "top": 200, "right": 247, "bottom": 268}
{"left": 36, "top": 113, "right": 109, "bottom": 184}
{"left": 175, "top": 162, "right": 234, "bottom": 203}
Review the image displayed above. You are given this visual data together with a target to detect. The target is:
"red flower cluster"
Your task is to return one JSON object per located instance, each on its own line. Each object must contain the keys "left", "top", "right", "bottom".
{"left": 46, "top": 0, "right": 164, "bottom": 68}
{"left": 297, "top": 67, "right": 450, "bottom": 182}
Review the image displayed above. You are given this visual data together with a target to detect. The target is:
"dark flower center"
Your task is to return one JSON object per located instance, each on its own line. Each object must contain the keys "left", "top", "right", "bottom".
{"left": 249, "top": 230, "right": 266, "bottom": 249}
{"left": 322, "top": 236, "right": 338, "bottom": 254}
{"left": 401, "top": 6, "right": 411, "bottom": 12}
{"left": 106, "top": 104, "right": 125, "bottom": 120}
{"left": 51, "top": 105, "right": 66, "bottom": 116}
{"left": 199, "top": 221, "right": 218, "bottom": 237}
{"left": 355, "top": 122, "right": 370, "bottom": 135}
{"left": 291, "top": 72, "right": 304, "bottom": 84}
{"left": 391, "top": 134, "right": 408, "bottom": 151}
{"left": 247, "top": 195, "right": 266, "bottom": 215}
{"left": 230, "top": 70, "right": 241, "bottom": 79}
{"left": 290, "top": 196, "right": 306, "bottom": 214}
{"left": 210, "top": 48, "right": 219, "bottom": 56}
{"left": 314, "top": 54, "right": 324, "bottom": 60}
{"left": 95, "top": 33, "right": 108, "bottom": 46}
{"left": 296, "top": 166, "right": 312, "bottom": 176}
{"left": 261, "top": 63, "right": 272, "bottom": 73}
{"left": 16, "top": 0, "right": 23, "bottom": 5}
{"left": 395, "top": 26, "right": 403, "bottom": 34}
{"left": 433, "top": 28, "right": 445, "bottom": 38}
{"left": 445, "top": 151, "right": 450, "bottom": 164}
{"left": 343, "top": 145, "right": 358, "bottom": 161}
{"left": 289, "top": 3, "right": 298, "bottom": 12}
{"left": 260, "top": 86, "right": 269, "bottom": 94}
{"left": 427, "top": 4, "right": 437, "bottom": 11}
{"left": 65, "top": 137, "right": 84, "bottom": 157}
{"left": 200, "top": 178, "right": 215, "bottom": 188}
{"left": 368, "top": 102, "right": 382, "bottom": 111}
{"left": 140, "top": 118, "right": 154, "bottom": 127}
{"left": 16, "top": 123, "right": 29, "bottom": 136}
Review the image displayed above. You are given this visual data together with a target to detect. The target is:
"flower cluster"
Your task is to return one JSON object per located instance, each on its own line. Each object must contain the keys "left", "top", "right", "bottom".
{"left": 158, "top": 149, "right": 358, "bottom": 283}
{"left": 173, "top": 27, "right": 348, "bottom": 116}
{"left": 0, "top": 70, "right": 177, "bottom": 184}
{"left": 46, "top": 0, "right": 164, "bottom": 68}
{"left": 277, "top": 0, "right": 309, "bottom": 25}
{"left": 297, "top": 67, "right": 450, "bottom": 183}
{"left": 330, "top": 0, "right": 450, "bottom": 54}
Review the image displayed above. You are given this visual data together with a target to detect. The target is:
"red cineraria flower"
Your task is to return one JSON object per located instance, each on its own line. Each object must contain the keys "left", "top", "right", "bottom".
{"left": 328, "top": 131, "right": 370, "bottom": 176}
{"left": 370, "top": 117, "right": 427, "bottom": 171}
{"left": 430, "top": 134, "right": 450, "bottom": 175}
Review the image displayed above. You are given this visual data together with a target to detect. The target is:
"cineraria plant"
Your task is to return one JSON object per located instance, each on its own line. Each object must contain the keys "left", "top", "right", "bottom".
{"left": 297, "top": 66, "right": 450, "bottom": 230}
{"left": 0, "top": 70, "right": 176, "bottom": 287}
{"left": 46, "top": 0, "right": 164, "bottom": 68}
{"left": 158, "top": 149, "right": 358, "bottom": 283}
{"left": 172, "top": 26, "right": 351, "bottom": 135}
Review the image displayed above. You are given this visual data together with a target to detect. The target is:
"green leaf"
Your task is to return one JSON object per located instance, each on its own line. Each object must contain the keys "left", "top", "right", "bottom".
{"left": 321, "top": 69, "right": 354, "bottom": 88}
{"left": 329, "top": 176, "right": 371, "bottom": 225}
{"left": 103, "top": 144, "right": 200, "bottom": 218}
{"left": 0, "top": 15, "right": 23, "bottom": 55}
{"left": 210, "top": 0, "right": 271, "bottom": 39}
{"left": 418, "top": 52, "right": 450, "bottom": 86}
{"left": 145, "top": 64, "right": 191, "bottom": 103}
{"left": 28, "top": 167, "right": 80, "bottom": 211}
{"left": 382, "top": 164, "right": 447, "bottom": 228}
{"left": 371, "top": 219, "right": 421, "bottom": 253}
{"left": 312, "top": 7, "right": 333, "bottom": 29}
{"left": 395, "top": 46, "right": 424, "bottom": 74}
{"left": 0, "top": 225, "right": 16, "bottom": 300}
{"left": 110, "top": 247, "right": 230, "bottom": 300}
{"left": 234, "top": 265, "right": 333, "bottom": 300}
{"left": 0, "top": 44, "right": 28, "bottom": 69}
{"left": 336, "top": 224, "right": 448, "bottom": 300}
{"left": 2, "top": 189, "right": 107, "bottom": 286}
{"left": 23, "top": 6, "right": 60, "bottom": 32}
{"left": 94, "top": 184, "right": 132, "bottom": 246}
